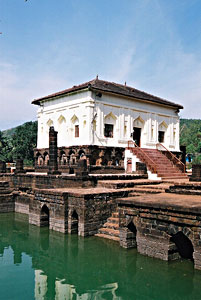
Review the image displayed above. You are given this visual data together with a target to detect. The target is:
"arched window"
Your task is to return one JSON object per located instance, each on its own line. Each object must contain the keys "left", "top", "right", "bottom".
{"left": 104, "top": 112, "right": 117, "bottom": 138}
{"left": 71, "top": 115, "right": 79, "bottom": 138}
{"left": 158, "top": 121, "right": 168, "bottom": 143}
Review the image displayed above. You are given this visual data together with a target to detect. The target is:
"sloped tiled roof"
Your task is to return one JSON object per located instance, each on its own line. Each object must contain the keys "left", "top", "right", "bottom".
{"left": 32, "top": 78, "right": 183, "bottom": 109}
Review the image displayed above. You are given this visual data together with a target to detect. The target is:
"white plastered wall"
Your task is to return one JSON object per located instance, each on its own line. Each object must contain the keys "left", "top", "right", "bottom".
{"left": 36, "top": 89, "right": 181, "bottom": 152}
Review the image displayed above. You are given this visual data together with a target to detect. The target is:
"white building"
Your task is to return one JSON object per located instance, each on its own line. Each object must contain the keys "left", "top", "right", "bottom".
{"left": 32, "top": 77, "right": 183, "bottom": 173}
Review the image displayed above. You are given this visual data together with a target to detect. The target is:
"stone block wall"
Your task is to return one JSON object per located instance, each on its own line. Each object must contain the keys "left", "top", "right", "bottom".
{"left": 68, "top": 190, "right": 129, "bottom": 237}
{"left": 0, "top": 174, "right": 97, "bottom": 190}
{"left": 29, "top": 190, "right": 68, "bottom": 233}
{"left": 191, "top": 165, "right": 201, "bottom": 181}
{"left": 118, "top": 200, "right": 201, "bottom": 270}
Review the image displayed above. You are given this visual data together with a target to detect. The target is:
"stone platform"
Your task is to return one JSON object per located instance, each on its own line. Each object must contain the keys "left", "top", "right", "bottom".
{"left": 1, "top": 172, "right": 201, "bottom": 270}
{"left": 117, "top": 191, "right": 201, "bottom": 270}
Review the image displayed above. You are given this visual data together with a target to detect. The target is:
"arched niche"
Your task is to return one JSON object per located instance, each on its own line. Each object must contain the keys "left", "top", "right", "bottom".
{"left": 71, "top": 114, "right": 79, "bottom": 125}
{"left": 47, "top": 119, "right": 53, "bottom": 127}
{"left": 58, "top": 115, "right": 66, "bottom": 125}
{"left": 133, "top": 116, "right": 144, "bottom": 128}
{"left": 104, "top": 112, "right": 117, "bottom": 138}
{"left": 71, "top": 115, "right": 79, "bottom": 138}
{"left": 158, "top": 121, "right": 168, "bottom": 143}
{"left": 40, "top": 205, "right": 50, "bottom": 227}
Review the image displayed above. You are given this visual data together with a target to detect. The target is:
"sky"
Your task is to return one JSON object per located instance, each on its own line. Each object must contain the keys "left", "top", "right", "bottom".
{"left": 0, "top": 0, "right": 201, "bottom": 130}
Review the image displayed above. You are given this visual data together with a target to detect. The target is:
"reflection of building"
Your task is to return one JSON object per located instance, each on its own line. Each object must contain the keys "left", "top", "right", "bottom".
{"left": 32, "top": 77, "right": 183, "bottom": 172}
{"left": 35, "top": 270, "right": 47, "bottom": 300}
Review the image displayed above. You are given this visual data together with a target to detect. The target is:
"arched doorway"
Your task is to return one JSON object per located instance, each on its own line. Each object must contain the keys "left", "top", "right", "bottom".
{"left": 40, "top": 205, "right": 49, "bottom": 227}
{"left": 126, "top": 220, "right": 137, "bottom": 248}
{"left": 71, "top": 210, "right": 78, "bottom": 234}
{"left": 170, "top": 231, "right": 194, "bottom": 259}
{"left": 133, "top": 117, "right": 144, "bottom": 147}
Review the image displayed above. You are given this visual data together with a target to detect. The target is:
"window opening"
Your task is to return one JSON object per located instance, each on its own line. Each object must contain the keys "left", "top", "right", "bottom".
{"left": 75, "top": 125, "right": 79, "bottom": 138}
{"left": 104, "top": 124, "right": 113, "bottom": 138}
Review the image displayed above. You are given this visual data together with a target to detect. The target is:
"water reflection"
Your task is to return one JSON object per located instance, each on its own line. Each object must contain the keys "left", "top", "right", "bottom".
{"left": 0, "top": 213, "right": 200, "bottom": 300}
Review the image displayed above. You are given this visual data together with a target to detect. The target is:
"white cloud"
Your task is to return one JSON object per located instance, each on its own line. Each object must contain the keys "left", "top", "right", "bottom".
{"left": 103, "top": 0, "right": 201, "bottom": 119}
{"left": 0, "top": 61, "right": 70, "bottom": 130}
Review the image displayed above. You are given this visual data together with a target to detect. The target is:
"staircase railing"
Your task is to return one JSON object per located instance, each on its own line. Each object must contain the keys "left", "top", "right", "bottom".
{"left": 127, "top": 141, "right": 157, "bottom": 174}
{"left": 156, "top": 143, "right": 185, "bottom": 173}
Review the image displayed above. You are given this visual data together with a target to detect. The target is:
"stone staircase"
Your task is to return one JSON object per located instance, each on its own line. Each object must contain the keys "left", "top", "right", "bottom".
{"left": 97, "top": 178, "right": 161, "bottom": 189}
{"left": 166, "top": 183, "right": 201, "bottom": 195}
{"left": 95, "top": 211, "right": 120, "bottom": 242}
{"left": 95, "top": 181, "right": 173, "bottom": 242}
{"left": 130, "top": 148, "right": 187, "bottom": 179}
{"left": 95, "top": 179, "right": 188, "bottom": 242}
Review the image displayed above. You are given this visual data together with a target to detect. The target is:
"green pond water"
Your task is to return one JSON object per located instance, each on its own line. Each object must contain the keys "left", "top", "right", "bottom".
{"left": 0, "top": 213, "right": 201, "bottom": 300}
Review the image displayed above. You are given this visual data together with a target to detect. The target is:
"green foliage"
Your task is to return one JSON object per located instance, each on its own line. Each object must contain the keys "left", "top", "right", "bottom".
{"left": 180, "top": 119, "right": 201, "bottom": 154}
{"left": 11, "top": 122, "right": 37, "bottom": 164}
{"left": 0, "top": 131, "right": 13, "bottom": 162}
{"left": 192, "top": 155, "right": 201, "bottom": 165}
{"left": 0, "top": 121, "right": 37, "bottom": 165}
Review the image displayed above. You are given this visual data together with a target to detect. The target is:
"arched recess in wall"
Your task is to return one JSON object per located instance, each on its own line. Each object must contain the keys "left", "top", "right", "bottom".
{"left": 57, "top": 115, "right": 66, "bottom": 145}
{"left": 133, "top": 116, "right": 145, "bottom": 147}
{"left": 104, "top": 112, "right": 117, "bottom": 138}
{"left": 59, "top": 150, "right": 68, "bottom": 166}
{"left": 47, "top": 119, "right": 53, "bottom": 127}
{"left": 46, "top": 119, "right": 54, "bottom": 135}
{"left": 158, "top": 121, "right": 168, "bottom": 143}
{"left": 170, "top": 231, "right": 194, "bottom": 260}
{"left": 36, "top": 152, "right": 43, "bottom": 166}
{"left": 71, "top": 210, "right": 79, "bottom": 234}
{"left": 71, "top": 115, "right": 79, "bottom": 138}
{"left": 43, "top": 152, "right": 49, "bottom": 166}
{"left": 40, "top": 205, "right": 50, "bottom": 227}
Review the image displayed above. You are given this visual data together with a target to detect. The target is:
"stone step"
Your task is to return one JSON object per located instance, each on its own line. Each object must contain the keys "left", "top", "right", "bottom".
{"left": 160, "top": 175, "right": 188, "bottom": 179}
{"left": 136, "top": 184, "right": 170, "bottom": 189}
{"left": 98, "top": 227, "right": 120, "bottom": 237}
{"left": 0, "top": 181, "right": 9, "bottom": 187}
{"left": 98, "top": 179, "right": 163, "bottom": 190}
{"left": 0, "top": 189, "right": 13, "bottom": 195}
{"left": 130, "top": 188, "right": 162, "bottom": 194}
{"left": 167, "top": 189, "right": 201, "bottom": 195}
{"left": 103, "top": 222, "right": 119, "bottom": 229}
{"left": 112, "top": 211, "right": 119, "bottom": 218}
{"left": 107, "top": 216, "right": 119, "bottom": 224}
{"left": 95, "top": 233, "right": 120, "bottom": 242}
{"left": 131, "top": 148, "right": 186, "bottom": 180}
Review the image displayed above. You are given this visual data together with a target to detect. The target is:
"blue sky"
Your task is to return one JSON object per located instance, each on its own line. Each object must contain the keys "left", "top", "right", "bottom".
{"left": 0, "top": 0, "right": 201, "bottom": 130}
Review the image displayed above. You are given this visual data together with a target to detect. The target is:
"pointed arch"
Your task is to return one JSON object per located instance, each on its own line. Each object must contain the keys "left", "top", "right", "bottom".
{"left": 133, "top": 116, "right": 144, "bottom": 128}
{"left": 47, "top": 119, "right": 53, "bottom": 127}
{"left": 104, "top": 112, "right": 117, "bottom": 122}
{"left": 71, "top": 114, "right": 79, "bottom": 124}
{"left": 158, "top": 121, "right": 168, "bottom": 143}
{"left": 58, "top": 115, "right": 66, "bottom": 124}
{"left": 104, "top": 112, "right": 117, "bottom": 138}
{"left": 159, "top": 121, "right": 168, "bottom": 131}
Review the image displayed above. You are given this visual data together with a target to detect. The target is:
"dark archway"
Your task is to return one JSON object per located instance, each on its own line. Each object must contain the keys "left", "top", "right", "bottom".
{"left": 40, "top": 205, "right": 50, "bottom": 227}
{"left": 170, "top": 231, "right": 194, "bottom": 259}
{"left": 78, "top": 150, "right": 85, "bottom": 159}
{"left": 71, "top": 210, "right": 78, "bottom": 234}
{"left": 126, "top": 220, "right": 137, "bottom": 248}
{"left": 127, "top": 221, "right": 137, "bottom": 234}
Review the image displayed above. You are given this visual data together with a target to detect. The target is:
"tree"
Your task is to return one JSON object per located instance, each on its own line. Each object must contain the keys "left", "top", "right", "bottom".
{"left": 11, "top": 121, "right": 37, "bottom": 165}
{"left": 0, "top": 131, "right": 12, "bottom": 162}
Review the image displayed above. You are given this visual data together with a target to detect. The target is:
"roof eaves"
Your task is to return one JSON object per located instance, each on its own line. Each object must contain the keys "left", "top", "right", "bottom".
{"left": 32, "top": 84, "right": 91, "bottom": 105}
{"left": 90, "top": 86, "right": 183, "bottom": 110}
